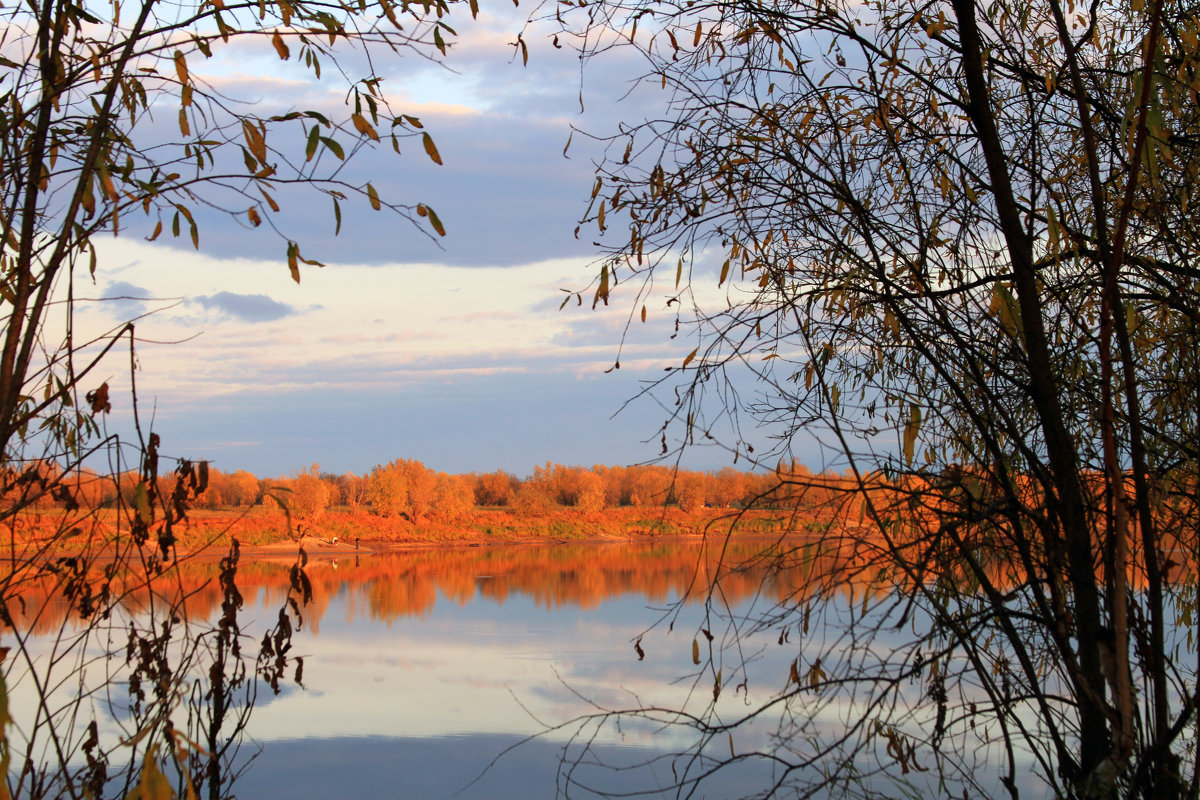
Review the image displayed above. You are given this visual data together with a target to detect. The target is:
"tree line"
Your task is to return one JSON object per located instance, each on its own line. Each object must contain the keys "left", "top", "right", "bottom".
{"left": 7, "top": 458, "right": 864, "bottom": 521}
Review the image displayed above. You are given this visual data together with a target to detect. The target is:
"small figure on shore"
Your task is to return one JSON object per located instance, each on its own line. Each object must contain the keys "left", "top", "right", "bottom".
{"left": 355, "top": 536, "right": 360, "bottom": 550}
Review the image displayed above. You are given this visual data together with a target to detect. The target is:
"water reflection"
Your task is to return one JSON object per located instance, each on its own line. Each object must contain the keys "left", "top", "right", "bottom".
{"left": 5, "top": 534, "right": 902, "bottom": 636}
{"left": 5, "top": 536, "right": 1048, "bottom": 798}
{"left": 225, "top": 539, "right": 809, "bottom": 799}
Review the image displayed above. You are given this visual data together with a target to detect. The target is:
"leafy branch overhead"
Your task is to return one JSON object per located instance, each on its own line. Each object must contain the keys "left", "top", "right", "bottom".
{"left": 550, "top": 0, "right": 1200, "bottom": 795}
{"left": 0, "top": 0, "right": 473, "bottom": 463}
{"left": 1, "top": 0, "right": 457, "bottom": 292}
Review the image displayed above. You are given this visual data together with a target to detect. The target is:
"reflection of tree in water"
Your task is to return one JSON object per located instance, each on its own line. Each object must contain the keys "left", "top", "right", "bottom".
{"left": 17, "top": 514, "right": 1192, "bottom": 637}
{"left": 7, "top": 539, "right": 841, "bottom": 631}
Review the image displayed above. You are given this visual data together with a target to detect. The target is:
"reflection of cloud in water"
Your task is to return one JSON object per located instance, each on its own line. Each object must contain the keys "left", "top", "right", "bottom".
{"left": 9, "top": 540, "right": 1052, "bottom": 798}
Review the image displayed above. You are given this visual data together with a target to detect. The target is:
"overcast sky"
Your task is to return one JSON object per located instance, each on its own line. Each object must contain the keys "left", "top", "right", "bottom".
{"left": 68, "top": 2, "right": 828, "bottom": 479}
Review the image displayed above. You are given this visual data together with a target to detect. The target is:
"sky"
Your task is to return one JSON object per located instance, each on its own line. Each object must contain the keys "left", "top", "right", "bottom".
{"left": 66, "top": 2, "right": 826, "bottom": 479}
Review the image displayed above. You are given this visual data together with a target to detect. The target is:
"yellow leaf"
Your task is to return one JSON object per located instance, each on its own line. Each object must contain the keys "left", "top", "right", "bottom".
{"left": 126, "top": 745, "right": 173, "bottom": 800}
{"left": 242, "top": 120, "right": 267, "bottom": 164}
{"left": 352, "top": 112, "right": 380, "bottom": 141}
{"left": 422, "top": 132, "right": 443, "bottom": 165}
{"left": 592, "top": 264, "right": 610, "bottom": 309}
{"left": 272, "top": 32, "right": 290, "bottom": 60}
{"left": 247, "top": 206, "right": 261, "bottom": 226}
{"left": 98, "top": 165, "right": 117, "bottom": 201}
{"left": 173, "top": 50, "right": 188, "bottom": 85}
{"left": 691, "top": 638, "right": 700, "bottom": 665}
{"left": 990, "top": 282, "right": 1024, "bottom": 341}
{"left": 366, "top": 182, "right": 381, "bottom": 211}
{"left": 683, "top": 348, "right": 698, "bottom": 368}
{"left": 260, "top": 186, "right": 280, "bottom": 212}
{"left": 902, "top": 404, "right": 921, "bottom": 466}
{"left": 135, "top": 482, "right": 153, "bottom": 527}
{"left": 287, "top": 242, "right": 300, "bottom": 283}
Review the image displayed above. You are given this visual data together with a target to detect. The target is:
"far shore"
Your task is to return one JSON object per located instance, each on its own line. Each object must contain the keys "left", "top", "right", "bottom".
{"left": 4, "top": 504, "right": 810, "bottom": 563}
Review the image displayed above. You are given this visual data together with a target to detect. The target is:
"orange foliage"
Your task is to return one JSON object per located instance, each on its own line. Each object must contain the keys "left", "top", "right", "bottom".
{"left": 3, "top": 537, "right": 905, "bottom": 636}
{"left": 473, "top": 470, "right": 517, "bottom": 506}
{"left": 24, "top": 456, "right": 1191, "bottom": 600}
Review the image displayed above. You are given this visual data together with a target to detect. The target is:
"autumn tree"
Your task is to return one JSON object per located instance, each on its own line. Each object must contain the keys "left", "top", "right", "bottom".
{"left": 672, "top": 469, "right": 709, "bottom": 511}
{"left": 434, "top": 471, "right": 476, "bottom": 522}
{"left": 366, "top": 458, "right": 438, "bottom": 521}
{"left": 474, "top": 469, "right": 519, "bottom": 506}
{"left": 226, "top": 469, "right": 262, "bottom": 508}
{"left": 287, "top": 464, "right": 331, "bottom": 520}
{"left": 625, "top": 465, "right": 673, "bottom": 508}
{"left": 551, "top": 0, "right": 1200, "bottom": 796}
{"left": 574, "top": 468, "right": 608, "bottom": 513}
{"left": 340, "top": 471, "right": 371, "bottom": 510}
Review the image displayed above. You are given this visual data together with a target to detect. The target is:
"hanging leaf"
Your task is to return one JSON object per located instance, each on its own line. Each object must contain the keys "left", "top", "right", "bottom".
{"left": 422, "top": 132, "right": 443, "bottom": 165}
{"left": 990, "top": 282, "right": 1024, "bottom": 341}
{"left": 366, "top": 183, "right": 381, "bottom": 210}
{"left": 1045, "top": 206, "right": 1061, "bottom": 255}
{"left": 135, "top": 482, "right": 153, "bottom": 526}
{"left": 691, "top": 638, "right": 700, "bottom": 665}
{"left": 272, "top": 31, "right": 290, "bottom": 60}
{"left": 305, "top": 125, "right": 320, "bottom": 161}
{"left": 352, "top": 112, "right": 380, "bottom": 141}
{"left": 173, "top": 50, "right": 188, "bottom": 85}
{"left": 260, "top": 186, "right": 280, "bottom": 212}
{"left": 287, "top": 242, "right": 300, "bottom": 283}
{"left": 903, "top": 404, "right": 921, "bottom": 466}
{"left": 593, "top": 264, "right": 610, "bottom": 308}
{"left": 425, "top": 206, "right": 446, "bottom": 236}
{"left": 242, "top": 120, "right": 267, "bottom": 163}
{"left": 320, "top": 136, "right": 344, "bottom": 160}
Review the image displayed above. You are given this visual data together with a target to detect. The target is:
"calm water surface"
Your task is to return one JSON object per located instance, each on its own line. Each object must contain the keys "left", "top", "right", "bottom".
{"left": 229, "top": 540, "right": 791, "bottom": 799}
{"left": 7, "top": 534, "right": 1060, "bottom": 796}
{"left": 8, "top": 538, "right": 1045, "bottom": 798}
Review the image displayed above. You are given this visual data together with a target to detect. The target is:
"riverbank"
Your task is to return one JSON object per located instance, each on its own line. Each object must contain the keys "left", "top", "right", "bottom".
{"left": 4, "top": 503, "right": 806, "bottom": 562}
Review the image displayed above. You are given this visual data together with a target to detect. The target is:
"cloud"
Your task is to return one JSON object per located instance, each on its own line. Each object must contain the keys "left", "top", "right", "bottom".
{"left": 94, "top": 280, "right": 161, "bottom": 320}
{"left": 192, "top": 291, "right": 301, "bottom": 322}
